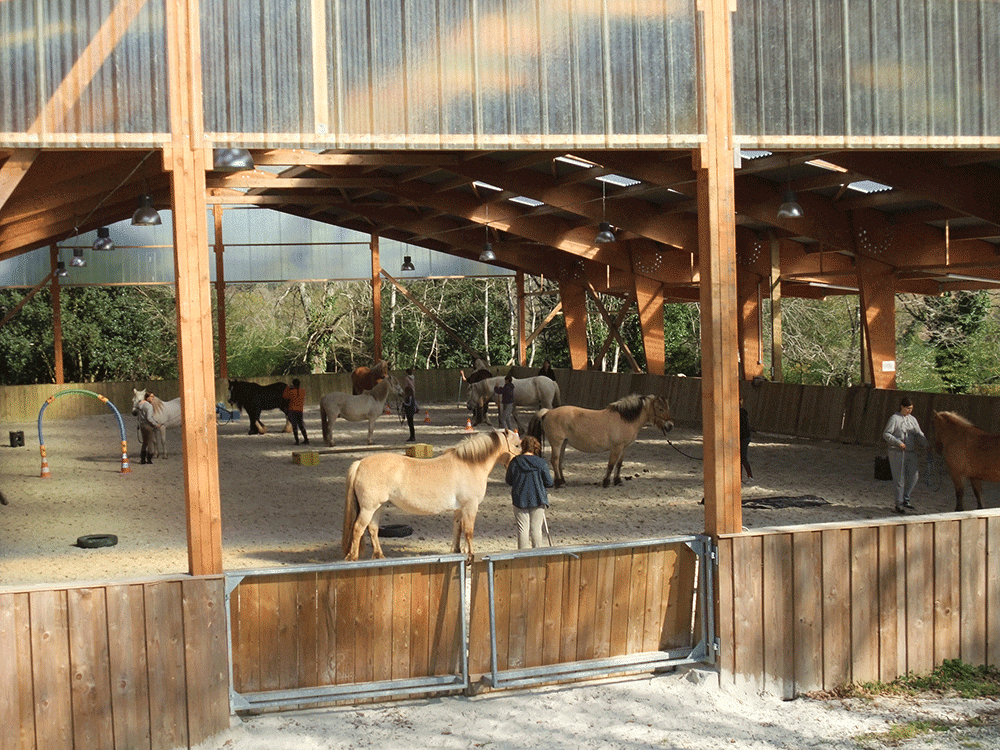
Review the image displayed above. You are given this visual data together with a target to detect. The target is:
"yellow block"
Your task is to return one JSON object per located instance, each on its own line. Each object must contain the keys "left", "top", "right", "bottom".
{"left": 405, "top": 443, "right": 434, "bottom": 458}
{"left": 292, "top": 451, "right": 320, "bottom": 465}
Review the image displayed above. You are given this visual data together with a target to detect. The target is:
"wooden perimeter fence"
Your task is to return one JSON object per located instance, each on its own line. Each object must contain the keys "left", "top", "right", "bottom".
{"left": 0, "top": 576, "right": 228, "bottom": 750}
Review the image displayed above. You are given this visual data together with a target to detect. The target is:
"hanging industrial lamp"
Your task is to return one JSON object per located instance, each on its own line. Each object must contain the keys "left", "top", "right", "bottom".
{"left": 131, "top": 194, "right": 161, "bottom": 226}
{"left": 400, "top": 255, "right": 415, "bottom": 272}
{"left": 212, "top": 148, "right": 255, "bottom": 172}
{"left": 479, "top": 241, "right": 496, "bottom": 262}
{"left": 70, "top": 248, "right": 87, "bottom": 267}
{"left": 777, "top": 191, "right": 804, "bottom": 219}
{"left": 55, "top": 260, "right": 68, "bottom": 277}
{"left": 92, "top": 226, "right": 115, "bottom": 251}
{"left": 594, "top": 181, "right": 616, "bottom": 243}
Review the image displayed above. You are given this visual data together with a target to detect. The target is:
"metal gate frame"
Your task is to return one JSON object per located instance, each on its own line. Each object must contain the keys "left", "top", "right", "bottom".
{"left": 480, "top": 535, "right": 716, "bottom": 690}
{"left": 224, "top": 535, "right": 715, "bottom": 713}
{"left": 224, "top": 553, "right": 470, "bottom": 712}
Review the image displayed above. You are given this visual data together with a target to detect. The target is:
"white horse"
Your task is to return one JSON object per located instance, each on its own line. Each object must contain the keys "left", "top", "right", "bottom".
{"left": 319, "top": 375, "right": 403, "bottom": 446}
{"left": 466, "top": 375, "right": 561, "bottom": 430}
{"left": 131, "top": 388, "right": 182, "bottom": 458}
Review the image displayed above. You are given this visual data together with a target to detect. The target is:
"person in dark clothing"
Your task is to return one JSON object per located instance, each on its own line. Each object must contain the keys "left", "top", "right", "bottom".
{"left": 537, "top": 359, "right": 556, "bottom": 381}
{"left": 505, "top": 435, "right": 554, "bottom": 549}
{"left": 402, "top": 385, "right": 417, "bottom": 442}
{"left": 739, "top": 397, "right": 752, "bottom": 481}
{"left": 494, "top": 374, "right": 516, "bottom": 431}
{"left": 282, "top": 378, "right": 309, "bottom": 445}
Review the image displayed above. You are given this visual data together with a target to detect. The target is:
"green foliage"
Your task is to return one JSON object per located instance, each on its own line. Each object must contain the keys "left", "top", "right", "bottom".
{"left": 0, "top": 286, "right": 178, "bottom": 384}
{"left": 843, "top": 660, "right": 1000, "bottom": 700}
{"left": 664, "top": 303, "right": 701, "bottom": 376}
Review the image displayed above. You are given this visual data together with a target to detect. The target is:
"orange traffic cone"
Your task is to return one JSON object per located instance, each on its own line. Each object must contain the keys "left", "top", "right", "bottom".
{"left": 424, "top": 411, "right": 431, "bottom": 424}
{"left": 39, "top": 445, "right": 51, "bottom": 478}
{"left": 464, "top": 418, "right": 474, "bottom": 433}
{"left": 121, "top": 453, "right": 132, "bottom": 474}
{"left": 384, "top": 405, "right": 391, "bottom": 415}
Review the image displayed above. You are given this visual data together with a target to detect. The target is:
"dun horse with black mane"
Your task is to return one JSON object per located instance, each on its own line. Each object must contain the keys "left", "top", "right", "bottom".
{"left": 933, "top": 410, "right": 1000, "bottom": 511}
{"left": 227, "top": 379, "right": 290, "bottom": 435}
{"left": 530, "top": 394, "right": 673, "bottom": 488}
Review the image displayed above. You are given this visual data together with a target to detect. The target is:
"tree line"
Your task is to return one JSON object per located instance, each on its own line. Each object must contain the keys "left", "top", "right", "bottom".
{"left": 0, "top": 281, "right": 996, "bottom": 395}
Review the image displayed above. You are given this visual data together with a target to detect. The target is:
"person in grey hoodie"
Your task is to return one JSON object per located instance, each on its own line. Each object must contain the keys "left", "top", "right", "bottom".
{"left": 882, "top": 397, "right": 928, "bottom": 514}
{"left": 505, "top": 435, "right": 554, "bottom": 549}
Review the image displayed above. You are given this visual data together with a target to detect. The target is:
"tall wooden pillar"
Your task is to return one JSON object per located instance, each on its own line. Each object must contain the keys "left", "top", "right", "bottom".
{"left": 769, "top": 234, "right": 783, "bottom": 382}
{"left": 213, "top": 205, "right": 227, "bottom": 379}
{"left": 371, "top": 234, "right": 382, "bottom": 362}
{"left": 558, "top": 279, "right": 589, "bottom": 370}
{"left": 856, "top": 253, "right": 897, "bottom": 389}
{"left": 634, "top": 275, "right": 665, "bottom": 375}
{"left": 517, "top": 271, "right": 527, "bottom": 366}
{"left": 49, "top": 244, "right": 64, "bottom": 384}
{"left": 165, "top": 0, "right": 223, "bottom": 576}
{"left": 697, "top": 0, "right": 741, "bottom": 538}
{"left": 737, "top": 268, "right": 764, "bottom": 381}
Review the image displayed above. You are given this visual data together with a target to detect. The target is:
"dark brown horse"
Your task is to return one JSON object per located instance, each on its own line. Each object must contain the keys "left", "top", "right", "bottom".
{"left": 933, "top": 410, "right": 1000, "bottom": 511}
{"left": 351, "top": 359, "right": 389, "bottom": 395}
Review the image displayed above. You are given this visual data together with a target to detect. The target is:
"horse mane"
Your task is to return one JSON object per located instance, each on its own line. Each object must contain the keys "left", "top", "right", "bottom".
{"left": 450, "top": 431, "right": 502, "bottom": 464}
{"left": 608, "top": 394, "right": 649, "bottom": 423}
{"left": 367, "top": 374, "right": 394, "bottom": 398}
{"left": 937, "top": 410, "right": 973, "bottom": 428}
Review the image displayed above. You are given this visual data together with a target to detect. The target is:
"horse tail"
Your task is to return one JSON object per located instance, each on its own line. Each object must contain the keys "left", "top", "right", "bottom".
{"left": 342, "top": 460, "right": 362, "bottom": 558}
{"left": 528, "top": 409, "right": 548, "bottom": 447}
{"left": 320, "top": 399, "right": 330, "bottom": 445}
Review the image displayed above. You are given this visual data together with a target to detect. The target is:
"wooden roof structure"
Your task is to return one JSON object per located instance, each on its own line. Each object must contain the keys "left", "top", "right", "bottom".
{"left": 2, "top": 0, "right": 999, "bottom": 572}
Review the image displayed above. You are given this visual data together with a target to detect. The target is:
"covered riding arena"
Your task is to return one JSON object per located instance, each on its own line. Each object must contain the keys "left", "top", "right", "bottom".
{"left": 2, "top": 1, "right": 1000, "bottom": 748}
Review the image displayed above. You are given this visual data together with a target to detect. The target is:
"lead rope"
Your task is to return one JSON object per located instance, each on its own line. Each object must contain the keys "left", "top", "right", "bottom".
{"left": 667, "top": 438, "right": 703, "bottom": 461}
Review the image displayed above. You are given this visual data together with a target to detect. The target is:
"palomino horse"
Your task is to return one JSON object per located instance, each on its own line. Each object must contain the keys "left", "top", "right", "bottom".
{"left": 351, "top": 359, "right": 389, "bottom": 395}
{"left": 227, "top": 380, "right": 290, "bottom": 435}
{"left": 933, "top": 410, "right": 1000, "bottom": 511}
{"left": 342, "top": 429, "right": 521, "bottom": 560}
{"left": 530, "top": 394, "right": 673, "bottom": 488}
{"left": 466, "top": 375, "right": 561, "bottom": 430}
{"left": 131, "top": 388, "right": 182, "bottom": 458}
{"left": 320, "top": 375, "right": 402, "bottom": 446}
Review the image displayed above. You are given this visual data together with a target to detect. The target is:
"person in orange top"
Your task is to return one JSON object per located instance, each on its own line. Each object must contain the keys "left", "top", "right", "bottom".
{"left": 282, "top": 378, "right": 309, "bottom": 445}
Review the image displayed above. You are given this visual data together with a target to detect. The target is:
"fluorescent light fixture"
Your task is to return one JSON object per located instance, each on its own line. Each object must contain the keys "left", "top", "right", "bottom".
{"left": 509, "top": 196, "right": 544, "bottom": 207}
{"left": 943, "top": 273, "right": 1000, "bottom": 284}
{"left": 806, "top": 281, "right": 858, "bottom": 292}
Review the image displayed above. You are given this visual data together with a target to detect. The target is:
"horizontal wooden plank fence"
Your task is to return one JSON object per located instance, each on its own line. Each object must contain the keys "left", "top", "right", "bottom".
{"left": 227, "top": 557, "right": 467, "bottom": 710}
{"left": 0, "top": 576, "right": 228, "bottom": 750}
{"left": 718, "top": 510, "right": 1000, "bottom": 697}
{"left": 468, "top": 538, "right": 710, "bottom": 689}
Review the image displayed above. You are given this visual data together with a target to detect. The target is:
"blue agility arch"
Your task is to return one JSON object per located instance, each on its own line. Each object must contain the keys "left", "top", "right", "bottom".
{"left": 37, "top": 389, "right": 131, "bottom": 476}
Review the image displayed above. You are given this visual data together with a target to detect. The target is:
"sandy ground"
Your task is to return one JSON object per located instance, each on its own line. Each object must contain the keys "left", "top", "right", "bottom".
{"left": 3, "top": 401, "right": 999, "bottom": 749}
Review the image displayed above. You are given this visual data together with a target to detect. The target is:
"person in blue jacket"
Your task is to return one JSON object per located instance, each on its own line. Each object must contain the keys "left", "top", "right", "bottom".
{"left": 505, "top": 435, "right": 554, "bottom": 549}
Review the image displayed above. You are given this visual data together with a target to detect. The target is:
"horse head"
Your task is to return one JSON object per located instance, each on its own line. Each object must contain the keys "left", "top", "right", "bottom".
{"left": 131, "top": 388, "right": 146, "bottom": 416}
{"left": 651, "top": 395, "right": 674, "bottom": 434}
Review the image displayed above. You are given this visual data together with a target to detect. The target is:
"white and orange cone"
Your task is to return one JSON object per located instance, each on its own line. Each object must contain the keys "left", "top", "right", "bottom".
{"left": 464, "top": 418, "right": 474, "bottom": 432}
{"left": 424, "top": 411, "right": 431, "bottom": 424}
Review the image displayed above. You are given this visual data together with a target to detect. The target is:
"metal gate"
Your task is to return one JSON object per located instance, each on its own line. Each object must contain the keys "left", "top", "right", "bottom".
{"left": 225, "top": 535, "right": 714, "bottom": 713}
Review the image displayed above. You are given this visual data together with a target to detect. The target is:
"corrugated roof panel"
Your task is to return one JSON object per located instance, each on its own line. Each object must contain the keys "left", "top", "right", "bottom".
{"left": 0, "top": 0, "right": 169, "bottom": 146}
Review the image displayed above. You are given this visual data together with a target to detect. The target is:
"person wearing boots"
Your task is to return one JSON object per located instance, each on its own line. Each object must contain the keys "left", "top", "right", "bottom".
{"left": 136, "top": 390, "right": 161, "bottom": 464}
{"left": 282, "top": 378, "right": 309, "bottom": 445}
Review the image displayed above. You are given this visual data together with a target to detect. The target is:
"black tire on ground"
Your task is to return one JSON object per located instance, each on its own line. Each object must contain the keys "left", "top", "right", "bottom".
{"left": 76, "top": 534, "right": 118, "bottom": 548}
{"left": 378, "top": 524, "right": 413, "bottom": 538}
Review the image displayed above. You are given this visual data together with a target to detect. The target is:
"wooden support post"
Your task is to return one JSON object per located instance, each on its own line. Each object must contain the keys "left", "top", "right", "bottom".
{"left": 50, "top": 244, "right": 64, "bottom": 384}
{"left": 697, "top": 0, "right": 741, "bottom": 538}
{"left": 769, "top": 234, "right": 783, "bottom": 382}
{"left": 371, "top": 234, "right": 382, "bottom": 362}
{"left": 517, "top": 271, "right": 526, "bottom": 366}
{"left": 213, "top": 205, "right": 227, "bottom": 379}
{"left": 165, "top": 0, "right": 223, "bottom": 578}
{"left": 856, "top": 253, "right": 897, "bottom": 389}
{"left": 558, "top": 279, "right": 589, "bottom": 370}
{"left": 736, "top": 239, "right": 764, "bottom": 381}
{"left": 634, "top": 275, "right": 665, "bottom": 375}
